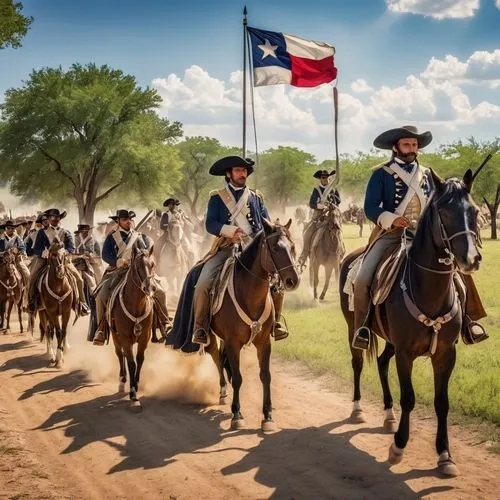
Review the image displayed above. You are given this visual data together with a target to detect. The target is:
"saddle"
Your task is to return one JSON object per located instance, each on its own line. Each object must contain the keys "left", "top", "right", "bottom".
{"left": 210, "top": 255, "right": 236, "bottom": 317}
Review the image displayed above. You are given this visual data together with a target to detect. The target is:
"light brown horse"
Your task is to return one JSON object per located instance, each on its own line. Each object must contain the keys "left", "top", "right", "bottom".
{"left": 205, "top": 219, "right": 300, "bottom": 431}
{"left": 36, "top": 241, "right": 74, "bottom": 368}
{"left": 0, "top": 248, "right": 24, "bottom": 334}
{"left": 157, "top": 217, "right": 190, "bottom": 294}
{"left": 109, "top": 243, "right": 155, "bottom": 408}
{"left": 310, "top": 204, "right": 345, "bottom": 300}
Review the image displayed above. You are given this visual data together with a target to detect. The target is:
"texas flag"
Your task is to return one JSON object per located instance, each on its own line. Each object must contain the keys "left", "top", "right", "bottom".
{"left": 247, "top": 27, "right": 337, "bottom": 88}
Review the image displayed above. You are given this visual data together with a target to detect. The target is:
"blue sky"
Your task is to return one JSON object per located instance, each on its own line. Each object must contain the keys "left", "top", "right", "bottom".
{"left": 1, "top": 0, "right": 500, "bottom": 159}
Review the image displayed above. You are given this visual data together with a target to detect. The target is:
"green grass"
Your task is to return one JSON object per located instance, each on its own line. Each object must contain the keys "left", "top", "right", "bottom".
{"left": 277, "top": 224, "right": 500, "bottom": 428}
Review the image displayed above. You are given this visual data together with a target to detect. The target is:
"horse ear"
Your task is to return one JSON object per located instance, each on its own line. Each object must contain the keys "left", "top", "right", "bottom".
{"left": 463, "top": 168, "right": 473, "bottom": 193}
{"left": 285, "top": 218, "right": 292, "bottom": 230}
{"left": 430, "top": 168, "right": 445, "bottom": 194}
{"left": 262, "top": 217, "right": 273, "bottom": 235}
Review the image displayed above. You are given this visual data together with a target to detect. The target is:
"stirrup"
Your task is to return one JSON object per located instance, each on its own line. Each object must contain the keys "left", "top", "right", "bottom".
{"left": 462, "top": 320, "right": 489, "bottom": 345}
{"left": 93, "top": 331, "right": 106, "bottom": 346}
{"left": 352, "top": 326, "right": 371, "bottom": 351}
{"left": 272, "top": 322, "right": 289, "bottom": 341}
{"left": 192, "top": 328, "right": 210, "bottom": 347}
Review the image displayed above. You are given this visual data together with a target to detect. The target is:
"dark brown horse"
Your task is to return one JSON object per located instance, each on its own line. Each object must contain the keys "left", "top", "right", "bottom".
{"left": 0, "top": 248, "right": 24, "bottom": 334}
{"left": 109, "top": 243, "right": 155, "bottom": 408}
{"left": 339, "top": 169, "right": 483, "bottom": 476}
{"left": 36, "top": 241, "right": 74, "bottom": 368}
{"left": 310, "top": 204, "right": 345, "bottom": 300}
{"left": 206, "top": 219, "right": 300, "bottom": 432}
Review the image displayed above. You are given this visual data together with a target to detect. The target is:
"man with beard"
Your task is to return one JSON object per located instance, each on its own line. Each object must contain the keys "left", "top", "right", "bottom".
{"left": 167, "top": 156, "right": 289, "bottom": 349}
{"left": 352, "top": 126, "right": 488, "bottom": 350}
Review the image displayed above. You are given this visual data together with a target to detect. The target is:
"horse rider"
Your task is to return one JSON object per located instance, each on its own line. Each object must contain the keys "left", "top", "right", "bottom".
{"left": 92, "top": 209, "right": 170, "bottom": 346}
{"left": 352, "top": 125, "right": 488, "bottom": 350}
{"left": 174, "top": 155, "right": 289, "bottom": 347}
{"left": 17, "top": 219, "right": 32, "bottom": 240}
{"left": 74, "top": 224, "right": 103, "bottom": 290}
{"left": 0, "top": 220, "right": 30, "bottom": 288}
{"left": 25, "top": 213, "right": 49, "bottom": 257}
{"left": 298, "top": 169, "right": 341, "bottom": 267}
{"left": 27, "top": 208, "right": 89, "bottom": 315}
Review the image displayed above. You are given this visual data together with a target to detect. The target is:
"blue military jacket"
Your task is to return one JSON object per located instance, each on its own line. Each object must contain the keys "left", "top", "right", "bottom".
{"left": 101, "top": 230, "right": 150, "bottom": 267}
{"left": 0, "top": 234, "right": 26, "bottom": 254}
{"left": 32, "top": 226, "right": 75, "bottom": 257}
{"left": 364, "top": 160, "right": 432, "bottom": 226}
{"left": 206, "top": 183, "right": 270, "bottom": 237}
{"left": 74, "top": 234, "right": 101, "bottom": 256}
{"left": 309, "top": 186, "right": 341, "bottom": 209}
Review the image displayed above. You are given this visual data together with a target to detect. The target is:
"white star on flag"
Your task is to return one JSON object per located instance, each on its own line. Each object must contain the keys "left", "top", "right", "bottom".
{"left": 258, "top": 39, "right": 278, "bottom": 59}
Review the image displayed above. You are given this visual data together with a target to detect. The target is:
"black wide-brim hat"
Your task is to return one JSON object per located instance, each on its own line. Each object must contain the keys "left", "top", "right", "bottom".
{"left": 44, "top": 208, "right": 67, "bottom": 219}
{"left": 373, "top": 125, "right": 433, "bottom": 150}
{"left": 109, "top": 209, "right": 136, "bottom": 222}
{"left": 209, "top": 156, "right": 255, "bottom": 176}
{"left": 74, "top": 224, "right": 92, "bottom": 234}
{"left": 163, "top": 198, "right": 176, "bottom": 207}
{"left": 0, "top": 220, "right": 21, "bottom": 229}
{"left": 313, "top": 169, "right": 335, "bottom": 179}
{"left": 36, "top": 214, "right": 49, "bottom": 224}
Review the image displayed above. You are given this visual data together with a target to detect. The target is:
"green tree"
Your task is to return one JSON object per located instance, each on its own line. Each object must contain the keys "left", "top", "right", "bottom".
{"left": 174, "top": 137, "right": 238, "bottom": 218}
{"left": 259, "top": 146, "right": 316, "bottom": 213}
{"left": 0, "top": 63, "right": 183, "bottom": 224}
{"left": 0, "top": 0, "right": 32, "bottom": 49}
{"left": 433, "top": 138, "right": 500, "bottom": 240}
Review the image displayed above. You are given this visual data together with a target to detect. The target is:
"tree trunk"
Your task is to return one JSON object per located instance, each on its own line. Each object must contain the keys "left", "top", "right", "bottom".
{"left": 489, "top": 204, "right": 498, "bottom": 240}
{"left": 80, "top": 193, "right": 97, "bottom": 225}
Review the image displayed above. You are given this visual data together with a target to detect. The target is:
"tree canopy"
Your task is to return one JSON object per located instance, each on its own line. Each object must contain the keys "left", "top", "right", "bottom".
{"left": 0, "top": 0, "right": 32, "bottom": 49}
{"left": 0, "top": 63, "right": 183, "bottom": 224}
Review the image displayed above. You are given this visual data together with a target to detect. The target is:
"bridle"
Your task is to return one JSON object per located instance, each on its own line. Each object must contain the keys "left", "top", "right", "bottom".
{"left": 235, "top": 229, "right": 296, "bottom": 283}
{"left": 410, "top": 190, "right": 480, "bottom": 275}
{"left": 129, "top": 249, "right": 154, "bottom": 295}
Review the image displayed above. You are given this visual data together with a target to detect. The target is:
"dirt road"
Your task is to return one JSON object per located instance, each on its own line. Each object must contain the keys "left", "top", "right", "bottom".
{"left": 1, "top": 320, "right": 499, "bottom": 500}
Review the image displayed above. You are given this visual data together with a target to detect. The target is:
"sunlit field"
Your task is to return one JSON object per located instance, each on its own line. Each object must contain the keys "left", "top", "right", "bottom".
{"left": 277, "top": 223, "right": 500, "bottom": 430}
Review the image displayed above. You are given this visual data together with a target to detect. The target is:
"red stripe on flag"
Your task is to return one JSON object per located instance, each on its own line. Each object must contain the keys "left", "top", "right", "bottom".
{"left": 289, "top": 54, "right": 337, "bottom": 88}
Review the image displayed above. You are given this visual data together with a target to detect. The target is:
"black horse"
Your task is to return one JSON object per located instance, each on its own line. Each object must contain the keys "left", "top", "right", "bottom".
{"left": 340, "top": 168, "right": 483, "bottom": 476}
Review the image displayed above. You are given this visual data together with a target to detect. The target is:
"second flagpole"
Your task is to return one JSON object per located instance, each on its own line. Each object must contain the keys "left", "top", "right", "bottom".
{"left": 242, "top": 6, "right": 248, "bottom": 157}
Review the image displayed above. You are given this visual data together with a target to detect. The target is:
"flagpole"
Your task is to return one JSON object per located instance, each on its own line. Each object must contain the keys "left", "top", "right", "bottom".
{"left": 332, "top": 83, "right": 340, "bottom": 185}
{"left": 242, "top": 6, "right": 248, "bottom": 157}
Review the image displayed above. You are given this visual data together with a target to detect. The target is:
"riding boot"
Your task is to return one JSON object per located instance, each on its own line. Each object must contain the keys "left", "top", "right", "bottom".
{"left": 27, "top": 257, "right": 46, "bottom": 312}
{"left": 271, "top": 286, "right": 288, "bottom": 341}
{"left": 92, "top": 298, "right": 107, "bottom": 346}
{"left": 352, "top": 285, "right": 372, "bottom": 351}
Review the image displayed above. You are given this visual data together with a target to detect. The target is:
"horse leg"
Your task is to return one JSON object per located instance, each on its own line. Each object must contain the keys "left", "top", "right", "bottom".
{"left": 123, "top": 344, "right": 140, "bottom": 406}
{"left": 54, "top": 319, "right": 64, "bottom": 369}
{"left": 257, "top": 340, "right": 276, "bottom": 433}
{"left": 432, "top": 345, "right": 459, "bottom": 476}
{"left": 388, "top": 352, "right": 415, "bottom": 466}
{"left": 206, "top": 335, "right": 228, "bottom": 405}
{"left": 135, "top": 341, "right": 146, "bottom": 394}
{"left": 312, "top": 261, "right": 319, "bottom": 300}
{"left": 57, "top": 308, "right": 71, "bottom": 368}
{"left": 349, "top": 343, "right": 366, "bottom": 423}
{"left": 0, "top": 301, "right": 5, "bottom": 332}
{"left": 5, "top": 299, "right": 14, "bottom": 333}
{"left": 377, "top": 342, "right": 397, "bottom": 432}
{"left": 114, "top": 342, "right": 127, "bottom": 393}
{"left": 319, "top": 264, "right": 333, "bottom": 301}
{"left": 17, "top": 296, "right": 24, "bottom": 334}
{"left": 225, "top": 341, "right": 245, "bottom": 430}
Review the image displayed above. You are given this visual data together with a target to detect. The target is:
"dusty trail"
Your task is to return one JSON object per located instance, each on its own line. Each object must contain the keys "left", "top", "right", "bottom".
{"left": 0, "top": 319, "right": 499, "bottom": 500}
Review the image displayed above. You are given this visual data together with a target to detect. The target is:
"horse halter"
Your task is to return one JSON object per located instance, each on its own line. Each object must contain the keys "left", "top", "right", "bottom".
{"left": 130, "top": 250, "right": 154, "bottom": 295}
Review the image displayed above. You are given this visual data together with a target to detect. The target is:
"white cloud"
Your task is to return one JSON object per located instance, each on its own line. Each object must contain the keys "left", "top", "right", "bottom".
{"left": 351, "top": 79, "right": 374, "bottom": 93}
{"left": 421, "top": 49, "right": 500, "bottom": 88}
{"left": 497, "top": 0, "right": 500, "bottom": 8}
{"left": 152, "top": 59, "right": 500, "bottom": 160}
{"left": 386, "top": 0, "right": 479, "bottom": 20}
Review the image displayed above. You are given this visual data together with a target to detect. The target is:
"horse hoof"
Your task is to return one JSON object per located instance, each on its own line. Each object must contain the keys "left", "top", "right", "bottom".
{"left": 55, "top": 360, "right": 64, "bottom": 369}
{"left": 130, "top": 400, "right": 142, "bottom": 412}
{"left": 118, "top": 382, "right": 126, "bottom": 393}
{"left": 349, "top": 409, "right": 366, "bottom": 424}
{"left": 261, "top": 419, "right": 277, "bottom": 433}
{"left": 230, "top": 418, "right": 246, "bottom": 430}
{"left": 319, "top": 295, "right": 325, "bottom": 301}
{"left": 388, "top": 443, "right": 404, "bottom": 466}
{"left": 219, "top": 396, "right": 228, "bottom": 405}
{"left": 49, "top": 359, "right": 56, "bottom": 366}
{"left": 383, "top": 418, "right": 398, "bottom": 434}
{"left": 438, "top": 453, "right": 459, "bottom": 477}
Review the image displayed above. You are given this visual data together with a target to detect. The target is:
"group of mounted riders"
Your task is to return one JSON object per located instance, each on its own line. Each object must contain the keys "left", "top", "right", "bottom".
{"left": 0, "top": 124, "right": 490, "bottom": 350}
